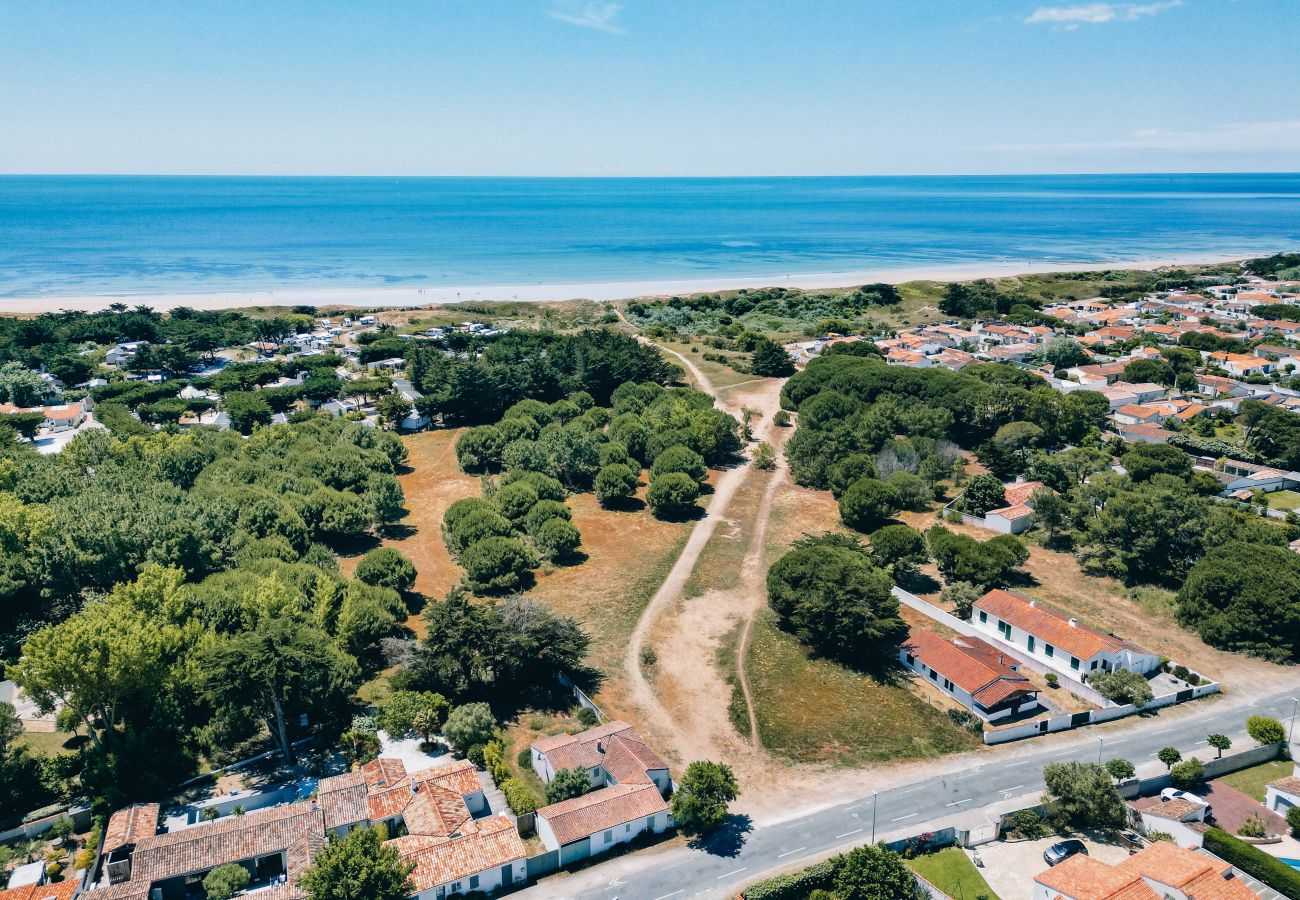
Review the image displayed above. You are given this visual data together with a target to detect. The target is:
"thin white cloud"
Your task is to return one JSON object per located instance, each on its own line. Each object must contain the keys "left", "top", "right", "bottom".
{"left": 990, "top": 119, "right": 1300, "bottom": 155}
{"left": 1026, "top": 1, "right": 1182, "bottom": 26}
{"left": 547, "top": 1, "right": 626, "bottom": 34}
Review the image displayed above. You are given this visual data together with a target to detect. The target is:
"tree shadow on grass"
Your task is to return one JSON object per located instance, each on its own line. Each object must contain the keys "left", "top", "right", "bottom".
{"left": 381, "top": 522, "right": 419, "bottom": 541}
{"left": 599, "top": 495, "right": 647, "bottom": 514}
{"left": 687, "top": 813, "right": 753, "bottom": 858}
{"left": 551, "top": 550, "right": 590, "bottom": 568}
{"left": 330, "top": 532, "right": 383, "bottom": 557}
{"left": 898, "top": 570, "right": 941, "bottom": 595}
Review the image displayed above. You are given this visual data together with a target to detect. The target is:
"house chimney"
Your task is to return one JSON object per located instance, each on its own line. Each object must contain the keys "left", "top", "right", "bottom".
{"left": 1068, "top": 618, "right": 1078, "bottom": 627}
{"left": 596, "top": 741, "right": 605, "bottom": 754}
{"left": 1028, "top": 600, "right": 1037, "bottom": 607}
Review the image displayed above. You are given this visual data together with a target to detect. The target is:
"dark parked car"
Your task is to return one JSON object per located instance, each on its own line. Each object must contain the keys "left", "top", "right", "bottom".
{"left": 1043, "top": 839, "right": 1088, "bottom": 866}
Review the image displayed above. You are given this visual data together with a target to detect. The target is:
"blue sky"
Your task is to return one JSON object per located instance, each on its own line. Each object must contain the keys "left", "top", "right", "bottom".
{"left": 1, "top": 0, "right": 1296, "bottom": 175}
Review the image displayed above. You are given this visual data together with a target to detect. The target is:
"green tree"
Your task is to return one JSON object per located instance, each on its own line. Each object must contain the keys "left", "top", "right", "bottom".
{"left": 869, "top": 524, "right": 928, "bottom": 578}
{"left": 534, "top": 517, "right": 581, "bottom": 561}
{"left": 752, "top": 441, "right": 777, "bottom": 471}
{"left": 204, "top": 863, "right": 252, "bottom": 900}
{"left": 455, "top": 426, "right": 505, "bottom": 473}
{"left": 199, "top": 614, "right": 360, "bottom": 764}
{"left": 375, "top": 690, "right": 448, "bottom": 738}
{"left": 1177, "top": 543, "right": 1300, "bottom": 663}
{"left": 376, "top": 392, "right": 413, "bottom": 431}
{"left": 838, "top": 477, "right": 901, "bottom": 532}
{"left": 1122, "top": 358, "right": 1175, "bottom": 386}
{"left": 442, "top": 702, "right": 496, "bottom": 755}
{"left": 1170, "top": 758, "right": 1205, "bottom": 791}
{"left": 1104, "top": 758, "right": 1135, "bottom": 782}
{"left": 460, "top": 536, "right": 538, "bottom": 594}
{"left": 751, "top": 337, "right": 795, "bottom": 377}
{"left": 594, "top": 463, "right": 638, "bottom": 506}
{"left": 1206, "top": 733, "right": 1231, "bottom": 759}
{"left": 0, "top": 362, "right": 53, "bottom": 407}
{"left": 651, "top": 445, "right": 707, "bottom": 482}
{"left": 960, "top": 474, "right": 1006, "bottom": 517}
{"left": 647, "top": 471, "right": 701, "bottom": 520}
{"left": 1088, "top": 669, "right": 1153, "bottom": 706}
{"left": 1287, "top": 805, "right": 1300, "bottom": 839}
{"left": 1121, "top": 443, "right": 1192, "bottom": 482}
{"left": 1157, "top": 746, "right": 1182, "bottom": 770}
{"left": 354, "top": 547, "right": 417, "bottom": 593}
{"left": 941, "top": 581, "right": 982, "bottom": 620}
{"left": 832, "top": 844, "right": 922, "bottom": 900}
{"left": 545, "top": 767, "right": 592, "bottom": 805}
{"left": 1043, "top": 336, "right": 1091, "bottom": 370}
{"left": 670, "top": 760, "right": 739, "bottom": 834}
{"left": 224, "top": 391, "right": 273, "bottom": 435}
{"left": 299, "top": 826, "right": 414, "bottom": 900}
{"left": 767, "top": 536, "right": 906, "bottom": 667}
{"left": 340, "top": 728, "right": 381, "bottom": 767}
{"left": 1031, "top": 488, "right": 1070, "bottom": 542}
{"left": 1246, "top": 714, "right": 1285, "bottom": 746}
{"left": 1041, "top": 761, "right": 1127, "bottom": 829}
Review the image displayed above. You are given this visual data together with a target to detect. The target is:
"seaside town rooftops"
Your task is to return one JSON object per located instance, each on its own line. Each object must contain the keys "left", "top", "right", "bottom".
{"left": 0, "top": 881, "right": 81, "bottom": 900}
{"left": 973, "top": 589, "right": 1148, "bottom": 661}
{"left": 536, "top": 782, "right": 669, "bottom": 847}
{"left": 532, "top": 722, "right": 668, "bottom": 782}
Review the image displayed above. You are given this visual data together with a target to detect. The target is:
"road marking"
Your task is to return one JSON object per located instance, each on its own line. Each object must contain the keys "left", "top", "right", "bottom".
{"left": 1106, "top": 739, "right": 1127, "bottom": 745}
{"left": 1151, "top": 728, "right": 1172, "bottom": 735}
{"left": 1000, "top": 785, "right": 1024, "bottom": 794}
{"left": 1004, "top": 760, "right": 1030, "bottom": 767}
{"left": 835, "top": 828, "right": 864, "bottom": 839}
{"left": 653, "top": 892, "right": 684, "bottom": 900}
{"left": 891, "top": 814, "right": 917, "bottom": 822}
{"left": 1196, "top": 740, "right": 1208, "bottom": 745}
{"left": 717, "top": 868, "right": 747, "bottom": 880}
{"left": 844, "top": 803, "right": 862, "bottom": 810}
{"left": 901, "top": 787, "right": 923, "bottom": 794}
{"left": 946, "top": 798, "right": 972, "bottom": 807}
{"left": 777, "top": 847, "right": 806, "bottom": 858}
{"left": 1052, "top": 749, "right": 1075, "bottom": 757}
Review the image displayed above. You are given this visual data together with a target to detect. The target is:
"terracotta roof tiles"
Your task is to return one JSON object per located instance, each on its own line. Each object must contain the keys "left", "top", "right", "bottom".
{"left": 537, "top": 783, "right": 669, "bottom": 847}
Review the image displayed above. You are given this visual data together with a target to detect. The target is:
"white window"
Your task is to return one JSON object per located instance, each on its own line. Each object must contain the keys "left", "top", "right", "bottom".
{"left": 603, "top": 829, "right": 613, "bottom": 843}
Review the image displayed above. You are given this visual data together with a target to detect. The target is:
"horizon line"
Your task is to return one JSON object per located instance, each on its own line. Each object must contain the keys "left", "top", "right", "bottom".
{"left": 3, "top": 170, "right": 1300, "bottom": 180}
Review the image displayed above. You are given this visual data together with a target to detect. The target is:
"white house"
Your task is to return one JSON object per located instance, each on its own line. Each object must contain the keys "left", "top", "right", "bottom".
{"left": 961, "top": 480, "right": 1053, "bottom": 535}
{"left": 900, "top": 631, "right": 1038, "bottom": 722}
{"left": 1265, "top": 763, "right": 1300, "bottom": 816}
{"left": 970, "top": 589, "right": 1160, "bottom": 682}
{"left": 1138, "top": 797, "right": 1209, "bottom": 849}
{"left": 531, "top": 722, "right": 672, "bottom": 865}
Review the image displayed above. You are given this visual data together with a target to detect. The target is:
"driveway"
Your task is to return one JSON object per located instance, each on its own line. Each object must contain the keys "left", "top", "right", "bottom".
{"left": 973, "top": 835, "right": 1132, "bottom": 900}
{"left": 1202, "top": 779, "right": 1288, "bottom": 836}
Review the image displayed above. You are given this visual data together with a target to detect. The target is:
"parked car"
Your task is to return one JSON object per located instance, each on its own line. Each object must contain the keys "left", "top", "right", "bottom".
{"left": 1043, "top": 839, "right": 1088, "bottom": 866}
{"left": 1114, "top": 831, "right": 1145, "bottom": 851}
{"left": 1159, "top": 788, "right": 1212, "bottom": 818}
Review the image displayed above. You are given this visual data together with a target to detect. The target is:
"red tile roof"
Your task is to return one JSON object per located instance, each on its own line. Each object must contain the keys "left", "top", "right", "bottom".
{"left": 904, "top": 631, "right": 1035, "bottom": 708}
{"left": 104, "top": 803, "right": 160, "bottom": 851}
{"left": 537, "top": 783, "right": 668, "bottom": 847}
{"left": 391, "top": 815, "right": 524, "bottom": 893}
{"left": 1115, "top": 841, "right": 1254, "bottom": 899}
{"left": 533, "top": 722, "right": 668, "bottom": 780}
{"left": 975, "top": 589, "right": 1149, "bottom": 661}
{"left": 0, "top": 882, "right": 81, "bottom": 900}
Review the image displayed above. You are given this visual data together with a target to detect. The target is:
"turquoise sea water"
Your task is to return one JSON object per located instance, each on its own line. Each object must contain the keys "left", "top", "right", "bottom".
{"left": 1, "top": 174, "right": 1299, "bottom": 298}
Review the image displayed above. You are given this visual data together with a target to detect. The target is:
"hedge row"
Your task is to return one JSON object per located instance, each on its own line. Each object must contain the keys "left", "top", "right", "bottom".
{"left": 1204, "top": 826, "right": 1300, "bottom": 896}
{"left": 740, "top": 859, "right": 836, "bottom": 900}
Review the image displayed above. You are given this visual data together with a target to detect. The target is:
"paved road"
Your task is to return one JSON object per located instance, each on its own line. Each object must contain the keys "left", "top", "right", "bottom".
{"left": 520, "top": 689, "right": 1300, "bottom": 900}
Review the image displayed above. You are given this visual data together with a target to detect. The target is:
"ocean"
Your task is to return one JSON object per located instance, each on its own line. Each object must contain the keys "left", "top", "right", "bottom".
{"left": 1, "top": 174, "right": 1299, "bottom": 299}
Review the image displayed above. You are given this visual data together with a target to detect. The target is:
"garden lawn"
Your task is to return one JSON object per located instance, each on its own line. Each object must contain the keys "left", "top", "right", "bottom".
{"left": 906, "top": 848, "right": 1000, "bottom": 899}
{"left": 1264, "top": 490, "right": 1300, "bottom": 511}
{"left": 1215, "top": 759, "right": 1295, "bottom": 803}
{"left": 744, "top": 611, "right": 980, "bottom": 765}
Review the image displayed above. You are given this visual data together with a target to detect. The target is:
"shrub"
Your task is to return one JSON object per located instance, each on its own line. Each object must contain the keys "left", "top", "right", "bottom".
{"left": 740, "top": 859, "right": 836, "bottom": 900}
{"left": 1169, "top": 758, "right": 1205, "bottom": 791}
{"left": 524, "top": 499, "right": 571, "bottom": 535}
{"left": 1104, "top": 758, "right": 1135, "bottom": 782}
{"left": 946, "top": 708, "right": 982, "bottom": 734}
{"left": 443, "top": 702, "right": 496, "bottom": 754}
{"left": 1045, "top": 672, "right": 1059, "bottom": 688}
{"left": 838, "top": 477, "right": 901, "bottom": 532}
{"left": 647, "top": 472, "right": 701, "bottom": 520}
{"left": 753, "top": 442, "right": 776, "bottom": 471}
{"left": 1286, "top": 805, "right": 1300, "bottom": 838}
{"left": 1204, "top": 827, "right": 1300, "bottom": 896}
{"left": 203, "top": 862, "right": 252, "bottom": 900}
{"left": 1247, "top": 715, "right": 1286, "bottom": 745}
{"left": 354, "top": 547, "right": 417, "bottom": 593}
{"left": 651, "top": 445, "right": 707, "bottom": 482}
{"left": 534, "top": 517, "right": 581, "bottom": 561}
{"left": 1089, "top": 669, "right": 1154, "bottom": 706}
{"left": 576, "top": 706, "right": 599, "bottom": 727}
{"left": 375, "top": 690, "right": 448, "bottom": 739}
{"left": 460, "top": 536, "right": 537, "bottom": 593}
{"left": 594, "top": 463, "right": 638, "bottom": 506}
{"left": 500, "top": 777, "right": 537, "bottom": 816}
{"left": 1238, "top": 814, "right": 1268, "bottom": 838}
{"left": 1010, "top": 809, "right": 1047, "bottom": 840}
{"left": 494, "top": 481, "right": 540, "bottom": 524}
{"left": 546, "top": 767, "right": 592, "bottom": 804}
{"left": 517, "top": 747, "right": 532, "bottom": 768}
{"left": 772, "top": 410, "right": 791, "bottom": 427}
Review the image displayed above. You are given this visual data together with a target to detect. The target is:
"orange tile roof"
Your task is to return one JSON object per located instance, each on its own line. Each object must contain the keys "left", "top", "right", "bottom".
{"left": 904, "top": 631, "right": 1034, "bottom": 708}
{"left": 1268, "top": 774, "right": 1300, "bottom": 796}
{"left": 104, "top": 803, "right": 160, "bottom": 850}
{"left": 1139, "top": 797, "right": 1204, "bottom": 821}
{"left": 975, "top": 589, "right": 1147, "bottom": 660}
{"left": 1115, "top": 841, "right": 1254, "bottom": 899}
{"left": 533, "top": 722, "right": 667, "bottom": 778}
{"left": 537, "top": 782, "right": 669, "bottom": 847}
{"left": 393, "top": 815, "right": 524, "bottom": 893}
{"left": 1034, "top": 853, "right": 1155, "bottom": 900}
{"left": 0, "top": 882, "right": 81, "bottom": 900}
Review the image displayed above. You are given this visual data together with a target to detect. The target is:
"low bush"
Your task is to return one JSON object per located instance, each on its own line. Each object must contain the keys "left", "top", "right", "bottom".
{"left": 499, "top": 777, "right": 537, "bottom": 817}
{"left": 1204, "top": 827, "right": 1300, "bottom": 896}
{"left": 741, "top": 859, "right": 836, "bottom": 900}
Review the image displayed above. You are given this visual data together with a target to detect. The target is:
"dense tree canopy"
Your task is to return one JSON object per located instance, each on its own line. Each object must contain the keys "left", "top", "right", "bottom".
{"left": 1177, "top": 543, "right": 1300, "bottom": 662}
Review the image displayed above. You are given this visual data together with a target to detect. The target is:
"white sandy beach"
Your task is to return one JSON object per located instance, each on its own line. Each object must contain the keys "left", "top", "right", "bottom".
{"left": 0, "top": 254, "right": 1247, "bottom": 314}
